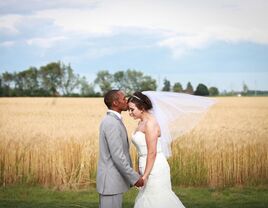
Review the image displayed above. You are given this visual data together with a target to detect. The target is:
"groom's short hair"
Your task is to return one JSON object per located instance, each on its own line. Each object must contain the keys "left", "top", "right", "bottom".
{"left": 104, "top": 90, "right": 120, "bottom": 109}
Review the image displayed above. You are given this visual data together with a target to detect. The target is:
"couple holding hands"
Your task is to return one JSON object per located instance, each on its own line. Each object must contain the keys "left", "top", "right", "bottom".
{"left": 97, "top": 89, "right": 214, "bottom": 208}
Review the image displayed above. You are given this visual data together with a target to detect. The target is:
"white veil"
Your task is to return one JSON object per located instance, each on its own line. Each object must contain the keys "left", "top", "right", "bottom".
{"left": 142, "top": 91, "right": 216, "bottom": 158}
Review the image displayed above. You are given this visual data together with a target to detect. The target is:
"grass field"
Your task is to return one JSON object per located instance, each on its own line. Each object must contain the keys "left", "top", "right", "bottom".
{"left": 0, "top": 185, "right": 267, "bottom": 208}
{"left": 0, "top": 97, "right": 267, "bottom": 189}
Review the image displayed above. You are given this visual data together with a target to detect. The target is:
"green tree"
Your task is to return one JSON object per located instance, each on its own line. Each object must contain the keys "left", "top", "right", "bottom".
{"left": 194, "top": 83, "right": 209, "bottom": 96}
{"left": 139, "top": 75, "right": 157, "bottom": 92}
{"left": 23, "top": 67, "right": 39, "bottom": 95}
{"left": 39, "top": 62, "right": 63, "bottom": 96}
{"left": 60, "top": 63, "right": 80, "bottom": 95}
{"left": 79, "top": 76, "right": 95, "bottom": 97}
{"left": 2, "top": 71, "right": 14, "bottom": 96}
{"left": 13, "top": 71, "right": 24, "bottom": 95}
{"left": 113, "top": 69, "right": 156, "bottom": 95}
{"left": 185, "top": 81, "right": 194, "bottom": 94}
{"left": 162, "top": 78, "right": 171, "bottom": 91}
{"left": 2, "top": 71, "right": 14, "bottom": 88}
{"left": 114, "top": 69, "right": 142, "bottom": 94}
{"left": 173, "top": 82, "right": 183, "bottom": 92}
{"left": 1, "top": 62, "right": 85, "bottom": 97}
{"left": 94, "top": 70, "right": 113, "bottom": 95}
{"left": 0, "top": 75, "right": 3, "bottom": 96}
{"left": 12, "top": 67, "right": 40, "bottom": 96}
{"left": 209, "top": 87, "right": 219, "bottom": 96}
{"left": 242, "top": 82, "right": 249, "bottom": 95}
{"left": 113, "top": 70, "right": 125, "bottom": 89}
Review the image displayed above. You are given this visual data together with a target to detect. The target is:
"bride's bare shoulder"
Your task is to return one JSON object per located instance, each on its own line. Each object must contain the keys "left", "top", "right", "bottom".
{"left": 145, "top": 116, "right": 160, "bottom": 133}
{"left": 149, "top": 115, "right": 159, "bottom": 126}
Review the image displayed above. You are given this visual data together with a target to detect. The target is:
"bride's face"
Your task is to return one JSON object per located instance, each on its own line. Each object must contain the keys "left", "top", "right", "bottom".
{"left": 128, "top": 102, "right": 143, "bottom": 119}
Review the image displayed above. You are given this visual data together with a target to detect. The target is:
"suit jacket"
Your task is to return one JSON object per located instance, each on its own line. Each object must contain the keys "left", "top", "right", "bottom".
{"left": 96, "top": 112, "right": 140, "bottom": 195}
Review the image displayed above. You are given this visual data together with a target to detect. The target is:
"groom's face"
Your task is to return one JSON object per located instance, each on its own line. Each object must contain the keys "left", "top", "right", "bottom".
{"left": 115, "top": 91, "right": 128, "bottom": 111}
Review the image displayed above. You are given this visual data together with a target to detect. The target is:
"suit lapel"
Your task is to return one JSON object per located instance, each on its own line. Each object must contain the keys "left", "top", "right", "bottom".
{"left": 107, "top": 112, "right": 130, "bottom": 147}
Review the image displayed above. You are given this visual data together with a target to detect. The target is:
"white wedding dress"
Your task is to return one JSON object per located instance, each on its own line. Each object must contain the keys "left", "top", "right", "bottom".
{"left": 132, "top": 131, "right": 185, "bottom": 208}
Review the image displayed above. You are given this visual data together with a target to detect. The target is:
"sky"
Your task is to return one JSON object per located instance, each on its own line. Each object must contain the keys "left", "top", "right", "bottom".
{"left": 0, "top": 0, "right": 268, "bottom": 92}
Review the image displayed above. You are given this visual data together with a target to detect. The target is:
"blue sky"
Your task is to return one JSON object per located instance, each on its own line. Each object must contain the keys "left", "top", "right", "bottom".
{"left": 0, "top": 0, "right": 268, "bottom": 92}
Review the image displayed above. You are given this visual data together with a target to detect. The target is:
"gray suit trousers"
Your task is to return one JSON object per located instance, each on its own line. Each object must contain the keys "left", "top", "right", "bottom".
{"left": 99, "top": 193, "right": 123, "bottom": 208}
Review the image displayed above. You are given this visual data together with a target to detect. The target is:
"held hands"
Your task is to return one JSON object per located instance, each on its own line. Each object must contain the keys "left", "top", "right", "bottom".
{"left": 134, "top": 176, "right": 144, "bottom": 187}
{"left": 134, "top": 175, "right": 149, "bottom": 188}
{"left": 142, "top": 175, "right": 148, "bottom": 185}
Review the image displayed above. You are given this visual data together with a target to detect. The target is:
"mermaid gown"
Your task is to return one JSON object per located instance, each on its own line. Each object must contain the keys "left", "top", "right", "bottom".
{"left": 132, "top": 131, "right": 185, "bottom": 208}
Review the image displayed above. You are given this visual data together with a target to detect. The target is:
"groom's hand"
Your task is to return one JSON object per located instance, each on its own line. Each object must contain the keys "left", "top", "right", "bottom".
{"left": 134, "top": 177, "right": 144, "bottom": 187}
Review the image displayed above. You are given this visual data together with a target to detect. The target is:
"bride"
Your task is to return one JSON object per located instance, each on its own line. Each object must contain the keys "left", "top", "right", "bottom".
{"left": 128, "top": 91, "right": 215, "bottom": 208}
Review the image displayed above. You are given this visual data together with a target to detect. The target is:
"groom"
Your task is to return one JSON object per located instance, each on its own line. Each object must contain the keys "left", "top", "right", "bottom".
{"left": 97, "top": 90, "right": 144, "bottom": 208}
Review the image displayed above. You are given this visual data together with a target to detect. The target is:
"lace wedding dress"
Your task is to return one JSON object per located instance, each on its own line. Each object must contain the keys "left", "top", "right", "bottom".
{"left": 132, "top": 131, "right": 185, "bottom": 208}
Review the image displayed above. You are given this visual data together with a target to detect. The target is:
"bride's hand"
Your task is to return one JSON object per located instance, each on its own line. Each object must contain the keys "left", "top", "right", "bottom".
{"left": 142, "top": 175, "right": 148, "bottom": 185}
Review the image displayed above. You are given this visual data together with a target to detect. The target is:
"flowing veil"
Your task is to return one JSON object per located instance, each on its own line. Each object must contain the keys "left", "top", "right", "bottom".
{"left": 142, "top": 91, "right": 216, "bottom": 158}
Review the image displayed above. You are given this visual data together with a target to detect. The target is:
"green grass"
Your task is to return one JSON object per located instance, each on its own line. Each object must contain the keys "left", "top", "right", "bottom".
{"left": 0, "top": 185, "right": 267, "bottom": 208}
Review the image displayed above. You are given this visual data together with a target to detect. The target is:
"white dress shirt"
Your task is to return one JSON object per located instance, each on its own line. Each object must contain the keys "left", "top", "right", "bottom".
{"left": 107, "top": 109, "right": 122, "bottom": 120}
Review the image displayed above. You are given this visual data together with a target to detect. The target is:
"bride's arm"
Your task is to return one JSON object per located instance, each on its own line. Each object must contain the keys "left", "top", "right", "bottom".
{"left": 142, "top": 121, "right": 158, "bottom": 181}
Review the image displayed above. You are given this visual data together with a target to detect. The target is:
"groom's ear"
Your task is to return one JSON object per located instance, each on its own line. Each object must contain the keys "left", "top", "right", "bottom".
{"left": 112, "top": 99, "right": 119, "bottom": 107}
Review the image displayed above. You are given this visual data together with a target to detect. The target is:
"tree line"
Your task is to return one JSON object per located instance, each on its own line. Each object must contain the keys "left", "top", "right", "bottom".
{"left": 0, "top": 61, "right": 225, "bottom": 97}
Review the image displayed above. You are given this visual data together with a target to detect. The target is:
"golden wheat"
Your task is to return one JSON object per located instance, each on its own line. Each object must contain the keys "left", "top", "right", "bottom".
{"left": 0, "top": 97, "right": 267, "bottom": 189}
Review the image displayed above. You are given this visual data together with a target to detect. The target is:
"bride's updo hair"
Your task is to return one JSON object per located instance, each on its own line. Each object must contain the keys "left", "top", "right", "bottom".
{"left": 128, "top": 91, "right": 153, "bottom": 111}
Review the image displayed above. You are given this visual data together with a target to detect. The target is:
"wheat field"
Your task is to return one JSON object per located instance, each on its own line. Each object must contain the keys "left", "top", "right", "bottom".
{"left": 0, "top": 97, "right": 267, "bottom": 189}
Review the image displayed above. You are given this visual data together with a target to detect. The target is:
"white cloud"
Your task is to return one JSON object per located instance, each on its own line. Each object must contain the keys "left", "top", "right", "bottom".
{"left": 26, "top": 36, "right": 68, "bottom": 48}
{"left": 0, "top": 0, "right": 98, "bottom": 14}
{"left": 1, "top": 0, "right": 268, "bottom": 57}
{"left": 0, "top": 14, "right": 22, "bottom": 34}
{"left": 0, "top": 41, "right": 15, "bottom": 47}
{"left": 35, "top": 9, "right": 114, "bottom": 36}
{"left": 158, "top": 33, "right": 212, "bottom": 58}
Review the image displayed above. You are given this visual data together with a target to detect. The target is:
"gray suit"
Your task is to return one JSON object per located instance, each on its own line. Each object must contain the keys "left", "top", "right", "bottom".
{"left": 97, "top": 112, "right": 140, "bottom": 208}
